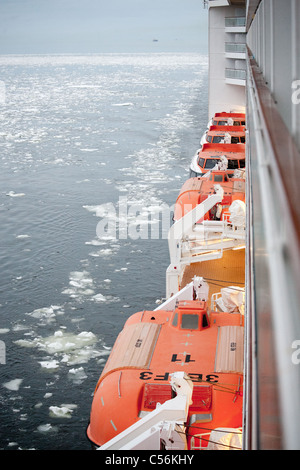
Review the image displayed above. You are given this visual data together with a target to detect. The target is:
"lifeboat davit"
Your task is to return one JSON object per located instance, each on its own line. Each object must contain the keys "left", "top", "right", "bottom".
{"left": 86, "top": 280, "right": 244, "bottom": 450}
{"left": 173, "top": 170, "right": 245, "bottom": 223}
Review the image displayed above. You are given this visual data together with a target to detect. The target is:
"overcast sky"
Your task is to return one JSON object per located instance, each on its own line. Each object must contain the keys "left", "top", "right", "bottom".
{"left": 0, "top": 0, "right": 208, "bottom": 55}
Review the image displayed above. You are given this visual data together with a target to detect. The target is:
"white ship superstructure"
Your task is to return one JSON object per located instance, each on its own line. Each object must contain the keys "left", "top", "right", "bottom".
{"left": 207, "top": 0, "right": 300, "bottom": 450}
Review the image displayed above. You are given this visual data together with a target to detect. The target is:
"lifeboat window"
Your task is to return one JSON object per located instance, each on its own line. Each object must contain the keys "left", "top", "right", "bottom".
{"left": 240, "top": 136, "right": 245, "bottom": 143}
{"left": 231, "top": 137, "right": 239, "bottom": 144}
{"left": 198, "top": 157, "right": 205, "bottom": 168}
{"left": 202, "top": 313, "right": 209, "bottom": 328}
{"left": 227, "top": 159, "right": 239, "bottom": 169}
{"left": 181, "top": 314, "right": 199, "bottom": 330}
{"left": 172, "top": 312, "right": 178, "bottom": 327}
{"left": 212, "top": 174, "right": 224, "bottom": 182}
{"left": 205, "top": 158, "right": 220, "bottom": 169}
{"left": 239, "top": 159, "right": 245, "bottom": 168}
{"left": 213, "top": 136, "right": 223, "bottom": 143}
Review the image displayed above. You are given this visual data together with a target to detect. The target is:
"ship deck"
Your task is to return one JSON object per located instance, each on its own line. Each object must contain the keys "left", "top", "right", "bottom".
{"left": 180, "top": 248, "right": 245, "bottom": 307}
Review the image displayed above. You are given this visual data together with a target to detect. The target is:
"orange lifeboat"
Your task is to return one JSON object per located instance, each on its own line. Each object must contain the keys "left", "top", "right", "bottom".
{"left": 173, "top": 171, "right": 245, "bottom": 223}
{"left": 210, "top": 112, "right": 246, "bottom": 127}
{"left": 203, "top": 126, "right": 246, "bottom": 145}
{"left": 190, "top": 143, "right": 245, "bottom": 178}
{"left": 86, "top": 288, "right": 244, "bottom": 450}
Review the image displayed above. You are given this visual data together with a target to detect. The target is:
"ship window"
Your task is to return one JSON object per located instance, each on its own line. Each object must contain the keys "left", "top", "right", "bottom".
{"left": 205, "top": 158, "right": 220, "bottom": 169}
{"left": 217, "top": 120, "right": 227, "bottom": 125}
{"left": 240, "top": 136, "right": 245, "bottom": 143}
{"left": 231, "top": 137, "right": 239, "bottom": 144}
{"left": 239, "top": 159, "right": 245, "bottom": 168}
{"left": 213, "top": 174, "right": 223, "bottom": 182}
{"left": 198, "top": 157, "right": 205, "bottom": 167}
{"left": 213, "top": 136, "right": 223, "bottom": 143}
{"left": 206, "top": 135, "right": 212, "bottom": 143}
{"left": 181, "top": 314, "right": 199, "bottom": 330}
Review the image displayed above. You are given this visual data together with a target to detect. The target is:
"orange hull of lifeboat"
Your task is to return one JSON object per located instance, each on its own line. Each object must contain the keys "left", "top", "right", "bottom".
{"left": 205, "top": 126, "right": 246, "bottom": 144}
{"left": 173, "top": 173, "right": 245, "bottom": 222}
{"left": 87, "top": 300, "right": 244, "bottom": 449}
{"left": 211, "top": 112, "right": 246, "bottom": 127}
{"left": 196, "top": 143, "right": 245, "bottom": 176}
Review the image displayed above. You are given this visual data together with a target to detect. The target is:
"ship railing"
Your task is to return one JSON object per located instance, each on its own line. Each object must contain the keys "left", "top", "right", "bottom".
{"left": 211, "top": 290, "right": 245, "bottom": 317}
{"left": 181, "top": 219, "right": 245, "bottom": 258}
{"left": 191, "top": 428, "right": 243, "bottom": 450}
{"left": 225, "top": 68, "right": 246, "bottom": 81}
{"left": 225, "top": 17, "right": 246, "bottom": 28}
{"left": 225, "top": 43, "right": 247, "bottom": 54}
{"left": 190, "top": 432, "right": 210, "bottom": 450}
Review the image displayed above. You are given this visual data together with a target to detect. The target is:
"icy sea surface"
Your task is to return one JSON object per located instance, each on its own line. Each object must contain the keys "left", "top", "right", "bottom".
{"left": 0, "top": 53, "right": 208, "bottom": 450}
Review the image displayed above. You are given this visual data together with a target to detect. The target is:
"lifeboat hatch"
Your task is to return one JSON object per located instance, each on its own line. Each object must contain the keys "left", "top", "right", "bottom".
{"left": 171, "top": 301, "right": 210, "bottom": 331}
{"left": 142, "top": 383, "right": 212, "bottom": 412}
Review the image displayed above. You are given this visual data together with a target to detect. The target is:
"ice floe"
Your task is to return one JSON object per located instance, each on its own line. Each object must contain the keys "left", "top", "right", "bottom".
{"left": 3, "top": 378, "right": 23, "bottom": 391}
{"left": 62, "top": 270, "right": 95, "bottom": 299}
{"left": 49, "top": 404, "right": 77, "bottom": 419}
{"left": 6, "top": 191, "right": 25, "bottom": 197}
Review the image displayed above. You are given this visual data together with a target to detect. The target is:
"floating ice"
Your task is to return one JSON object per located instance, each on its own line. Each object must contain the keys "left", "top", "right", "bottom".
{"left": 68, "top": 366, "right": 87, "bottom": 384}
{"left": 62, "top": 271, "right": 95, "bottom": 299}
{"left": 85, "top": 239, "right": 106, "bottom": 246}
{"left": 93, "top": 293, "right": 106, "bottom": 302}
{"left": 91, "top": 248, "right": 113, "bottom": 257}
{"left": 25, "top": 305, "right": 63, "bottom": 324}
{"left": 3, "top": 378, "right": 23, "bottom": 391}
{"left": 112, "top": 102, "right": 133, "bottom": 106}
{"left": 6, "top": 191, "right": 25, "bottom": 197}
{"left": 14, "top": 329, "right": 98, "bottom": 366}
{"left": 49, "top": 404, "right": 77, "bottom": 419}
{"left": 39, "top": 360, "right": 60, "bottom": 370}
{"left": 37, "top": 423, "right": 58, "bottom": 433}
{"left": 16, "top": 234, "right": 30, "bottom": 239}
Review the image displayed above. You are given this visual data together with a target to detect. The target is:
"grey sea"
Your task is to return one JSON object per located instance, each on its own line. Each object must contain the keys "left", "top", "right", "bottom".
{"left": 0, "top": 53, "right": 208, "bottom": 450}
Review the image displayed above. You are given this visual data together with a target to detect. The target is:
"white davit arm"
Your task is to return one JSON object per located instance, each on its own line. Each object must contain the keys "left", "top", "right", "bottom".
{"left": 98, "top": 372, "right": 193, "bottom": 451}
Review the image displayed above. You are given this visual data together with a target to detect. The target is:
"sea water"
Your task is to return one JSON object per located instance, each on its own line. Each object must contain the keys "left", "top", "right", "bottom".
{"left": 0, "top": 53, "right": 208, "bottom": 450}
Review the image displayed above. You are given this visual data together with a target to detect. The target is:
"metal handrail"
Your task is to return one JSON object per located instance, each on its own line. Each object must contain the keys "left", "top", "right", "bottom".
{"left": 225, "top": 68, "right": 246, "bottom": 80}
{"left": 225, "top": 17, "right": 246, "bottom": 27}
{"left": 225, "top": 43, "right": 247, "bottom": 53}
